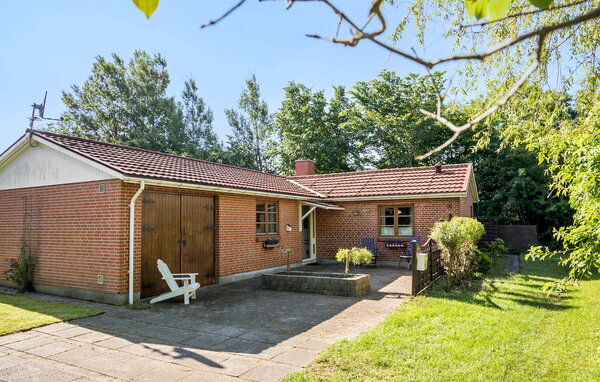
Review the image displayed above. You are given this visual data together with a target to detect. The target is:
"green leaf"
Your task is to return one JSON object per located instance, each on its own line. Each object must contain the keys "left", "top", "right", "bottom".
{"left": 133, "top": 0, "right": 159, "bottom": 19}
{"left": 465, "top": 0, "right": 510, "bottom": 21}
{"left": 528, "top": 0, "right": 554, "bottom": 9}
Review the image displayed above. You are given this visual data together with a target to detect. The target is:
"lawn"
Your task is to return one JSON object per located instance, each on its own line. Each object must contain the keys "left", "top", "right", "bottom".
{"left": 0, "top": 293, "right": 103, "bottom": 336}
{"left": 287, "top": 256, "right": 600, "bottom": 381}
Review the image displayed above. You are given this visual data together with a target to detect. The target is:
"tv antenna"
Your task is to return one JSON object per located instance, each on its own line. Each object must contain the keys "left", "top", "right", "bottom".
{"left": 29, "top": 91, "right": 62, "bottom": 129}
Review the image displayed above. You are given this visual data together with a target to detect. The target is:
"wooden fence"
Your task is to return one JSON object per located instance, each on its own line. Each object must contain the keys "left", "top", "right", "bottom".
{"left": 478, "top": 218, "right": 538, "bottom": 250}
{"left": 411, "top": 239, "right": 444, "bottom": 295}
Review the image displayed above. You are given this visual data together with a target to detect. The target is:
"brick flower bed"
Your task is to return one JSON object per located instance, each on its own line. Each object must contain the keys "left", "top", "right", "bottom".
{"left": 261, "top": 271, "right": 371, "bottom": 297}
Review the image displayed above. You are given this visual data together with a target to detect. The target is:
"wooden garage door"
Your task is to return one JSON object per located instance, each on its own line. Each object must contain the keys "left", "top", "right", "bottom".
{"left": 141, "top": 192, "right": 215, "bottom": 299}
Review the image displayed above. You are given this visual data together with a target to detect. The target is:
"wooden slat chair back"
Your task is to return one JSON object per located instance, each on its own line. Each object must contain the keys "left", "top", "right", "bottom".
{"left": 360, "top": 237, "right": 378, "bottom": 265}
{"left": 398, "top": 236, "right": 420, "bottom": 270}
{"left": 150, "top": 259, "right": 200, "bottom": 305}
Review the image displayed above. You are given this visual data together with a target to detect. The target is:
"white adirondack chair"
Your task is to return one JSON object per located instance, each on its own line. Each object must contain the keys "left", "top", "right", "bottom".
{"left": 149, "top": 259, "right": 200, "bottom": 305}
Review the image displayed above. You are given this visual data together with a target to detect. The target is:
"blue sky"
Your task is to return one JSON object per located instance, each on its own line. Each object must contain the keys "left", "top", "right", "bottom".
{"left": 0, "top": 1, "right": 451, "bottom": 150}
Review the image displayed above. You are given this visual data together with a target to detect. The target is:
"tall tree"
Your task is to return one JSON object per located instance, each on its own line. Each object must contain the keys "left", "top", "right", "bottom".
{"left": 181, "top": 78, "right": 223, "bottom": 162}
{"left": 224, "top": 74, "right": 274, "bottom": 172}
{"left": 57, "top": 51, "right": 187, "bottom": 154}
{"left": 273, "top": 83, "right": 360, "bottom": 175}
{"left": 346, "top": 71, "right": 460, "bottom": 169}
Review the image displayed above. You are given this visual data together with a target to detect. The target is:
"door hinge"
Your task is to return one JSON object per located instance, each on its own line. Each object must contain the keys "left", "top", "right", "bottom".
{"left": 204, "top": 205, "right": 214, "bottom": 210}
{"left": 178, "top": 239, "right": 187, "bottom": 245}
{"left": 204, "top": 225, "right": 215, "bottom": 231}
{"left": 142, "top": 199, "right": 155, "bottom": 204}
{"left": 142, "top": 226, "right": 154, "bottom": 232}
{"left": 205, "top": 273, "right": 214, "bottom": 278}
{"left": 141, "top": 283, "right": 154, "bottom": 290}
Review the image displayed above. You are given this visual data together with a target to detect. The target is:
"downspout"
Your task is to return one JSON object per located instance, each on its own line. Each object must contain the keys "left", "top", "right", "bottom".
{"left": 129, "top": 181, "right": 145, "bottom": 305}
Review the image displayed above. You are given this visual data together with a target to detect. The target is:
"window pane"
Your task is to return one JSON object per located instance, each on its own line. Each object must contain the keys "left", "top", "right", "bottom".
{"left": 398, "top": 216, "right": 411, "bottom": 226}
{"left": 397, "top": 207, "right": 412, "bottom": 216}
{"left": 256, "top": 213, "right": 265, "bottom": 223}
{"left": 256, "top": 224, "right": 265, "bottom": 234}
{"left": 381, "top": 226, "right": 395, "bottom": 236}
{"left": 380, "top": 207, "right": 394, "bottom": 217}
{"left": 267, "top": 203, "right": 277, "bottom": 212}
{"left": 268, "top": 223, "right": 277, "bottom": 234}
{"left": 256, "top": 202, "right": 265, "bottom": 212}
{"left": 381, "top": 216, "right": 395, "bottom": 226}
{"left": 398, "top": 226, "right": 413, "bottom": 235}
{"left": 268, "top": 213, "right": 277, "bottom": 223}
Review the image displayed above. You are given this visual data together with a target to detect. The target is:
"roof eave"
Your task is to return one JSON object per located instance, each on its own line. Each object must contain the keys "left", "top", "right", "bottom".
{"left": 122, "top": 177, "right": 323, "bottom": 201}
{"left": 323, "top": 192, "right": 468, "bottom": 202}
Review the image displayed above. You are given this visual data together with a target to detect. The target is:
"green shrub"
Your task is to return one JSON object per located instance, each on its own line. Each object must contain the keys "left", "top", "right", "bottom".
{"left": 430, "top": 217, "right": 485, "bottom": 290}
{"left": 486, "top": 238, "right": 509, "bottom": 258}
{"left": 474, "top": 249, "right": 492, "bottom": 274}
{"left": 5, "top": 244, "right": 36, "bottom": 292}
{"left": 335, "top": 247, "right": 373, "bottom": 276}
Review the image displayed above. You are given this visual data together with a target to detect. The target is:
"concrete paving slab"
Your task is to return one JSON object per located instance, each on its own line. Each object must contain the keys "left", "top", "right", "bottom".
{"left": 26, "top": 340, "right": 79, "bottom": 357}
{"left": 52, "top": 326, "right": 93, "bottom": 339}
{"left": 4, "top": 336, "right": 55, "bottom": 351}
{"left": 272, "top": 347, "right": 321, "bottom": 367}
{"left": 33, "top": 322, "right": 76, "bottom": 334}
{"left": 0, "top": 332, "right": 36, "bottom": 346}
{"left": 71, "top": 331, "right": 113, "bottom": 344}
{"left": 240, "top": 360, "right": 300, "bottom": 382}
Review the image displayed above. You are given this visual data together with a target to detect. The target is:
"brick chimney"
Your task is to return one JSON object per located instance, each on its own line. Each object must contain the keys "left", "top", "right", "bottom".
{"left": 295, "top": 159, "right": 315, "bottom": 176}
{"left": 435, "top": 163, "right": 443, "bottom": 173}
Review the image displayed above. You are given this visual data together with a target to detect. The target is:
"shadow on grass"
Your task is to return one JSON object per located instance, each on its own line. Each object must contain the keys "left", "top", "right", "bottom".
{"left": 425, "top": 256, "right": 577, "bottom": 311}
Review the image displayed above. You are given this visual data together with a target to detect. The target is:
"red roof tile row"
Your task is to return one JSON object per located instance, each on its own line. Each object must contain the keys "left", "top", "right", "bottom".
{"left": 32, "top": 130, "right": 472, "bottom": 199}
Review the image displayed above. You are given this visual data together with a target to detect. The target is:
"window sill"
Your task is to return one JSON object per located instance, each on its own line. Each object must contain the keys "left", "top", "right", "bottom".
{"left": 256, "top": 235, "right": 280, "bottom": 242}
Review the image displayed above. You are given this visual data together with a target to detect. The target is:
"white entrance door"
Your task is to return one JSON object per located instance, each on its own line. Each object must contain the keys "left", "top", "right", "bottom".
{"left": 301, "top": 206, "right": 316, "bottom": 261}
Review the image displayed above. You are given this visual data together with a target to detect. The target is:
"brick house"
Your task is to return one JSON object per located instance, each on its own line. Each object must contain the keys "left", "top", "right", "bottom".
{"left": 0, "top": 130, "right": 478, "bottom": 304}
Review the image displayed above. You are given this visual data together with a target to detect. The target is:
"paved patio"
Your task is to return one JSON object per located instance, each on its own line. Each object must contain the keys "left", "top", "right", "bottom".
{"left": 0, "top": 264, "right": 411, "bottom": 381}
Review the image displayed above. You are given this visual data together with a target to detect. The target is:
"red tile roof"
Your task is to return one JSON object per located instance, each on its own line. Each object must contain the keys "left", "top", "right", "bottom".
{"left": 32, "top": 130, "right": 321, "bottom": 198}
{"left": 290, "top": 164, "right": 473, "bottom": 198}
{"left": 31, "top": 130, "right": 473, "bottom": 199}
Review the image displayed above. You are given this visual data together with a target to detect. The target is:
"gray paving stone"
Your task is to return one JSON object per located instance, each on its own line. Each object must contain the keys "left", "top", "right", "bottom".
{"left": 181, "top": 333, "right": 227, "bottom": 349}
{"left": 178, "top": 370, "right": 239, "bottom": 382}
{"left": 194, "top": 354, "right": 260, "bottom": 377}
{"left": 52, "top": 326, "right": 93, "bottom": 339}
{"left": 93, "top": 336, "right": 134, "bottom": 349}
{"left": 244, "top": 344, "right": 293, "bottom": 360}
{"left": 272, "top": 347, "right": 320, "bottom": 367}
{"left": 209, "top": 338, "right": 259, "bottom": 353}
{"left": 71, "top": 331, "right": 113, "bottom": 344}
{"left": 240, "top": 360, "right": 300, "bottom": 382}
{"left": 4, "top": 336, "right": 54, "bottom": 351}
{"left": 0, "top": 332, "right": 36, "bottom": 346}
{"left": 212, "top": 326, "right": 250, "bottom": 338}
{"left": 27, "top": 340, "right": 79, "bottom": 357}
{"left": 50, "top": 345, "right": 108, "bottom": 364}
{"left": 132, "top": 361, "right": 193, "bottom": 381}
{"left": 0, "top": 361, "right": 42, "bottom": 382}
{"left": 33, "top": 322, "right": 75, "bottom": 334}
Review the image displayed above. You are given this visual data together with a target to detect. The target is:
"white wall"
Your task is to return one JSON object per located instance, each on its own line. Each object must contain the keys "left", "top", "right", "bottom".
{"left": 0, "top": 142, "right": 115, "bottom": 190}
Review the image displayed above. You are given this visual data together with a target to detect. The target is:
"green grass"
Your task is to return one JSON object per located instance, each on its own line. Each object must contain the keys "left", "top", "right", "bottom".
{"left": 287, "top": 256, "right": 600, "bottom": 381}
{"left": 0, "top": 293, "right": 103, "bottom": 335}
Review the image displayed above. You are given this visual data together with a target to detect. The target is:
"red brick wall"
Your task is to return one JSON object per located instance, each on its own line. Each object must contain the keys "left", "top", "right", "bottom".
{"left": 0, "top": 179, "right": 129, "bottom": 295}
{"left": 460, "top": 187, "right": 474, "bottom": 217}
{"left": 135, "top": 185, "right": 304, "bottom": 278}
{"left": 316, "top": 198, "right": 465, "bottom": 262}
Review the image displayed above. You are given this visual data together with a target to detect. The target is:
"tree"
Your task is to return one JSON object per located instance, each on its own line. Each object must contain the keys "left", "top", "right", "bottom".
{"left": 345, "top": 71, "right": 464, "bottom": 168}
{"left": 224, "top": 74, "right": 274, "bottom": 172}
{"left": 181, "top": 78, "right": 224, "bottom": 162}
{"left": 273, "top": 83, "right": 360, "bottom": 175}
{"left": 53, "top": 51, "right": 224, "bottom": 160}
